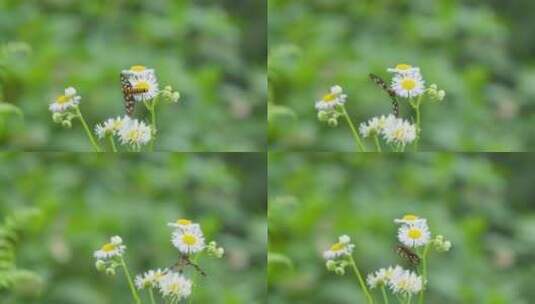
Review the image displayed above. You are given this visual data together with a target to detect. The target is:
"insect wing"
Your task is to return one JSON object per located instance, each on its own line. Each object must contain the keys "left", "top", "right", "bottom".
{"left": 369, "top": 73, "right": 400, "bottom": 117}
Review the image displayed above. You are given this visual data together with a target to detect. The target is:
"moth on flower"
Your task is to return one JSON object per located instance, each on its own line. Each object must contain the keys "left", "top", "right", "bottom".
{"left": 120, "top": 65, "right": 160, "bottom": 116}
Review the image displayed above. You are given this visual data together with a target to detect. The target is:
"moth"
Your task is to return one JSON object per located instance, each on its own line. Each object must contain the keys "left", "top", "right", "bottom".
{"left": 120, "top": 72, "right": 148, "bottom": 117}
{"left": 170, "top": 254, "right": 207, "bottom": 276}
{"left": 394, "top": 244, "right": 421, "bottom": 266}
{"left": 369, "top": 73, "right": 400, "bottom": 117}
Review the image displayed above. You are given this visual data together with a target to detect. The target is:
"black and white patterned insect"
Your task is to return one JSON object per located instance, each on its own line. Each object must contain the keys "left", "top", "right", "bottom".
{"left": 120, "top": 72, "right": 148, "bottom": 117}
{"left": 394, "top": 244, "right": 421, "bottom": 266}
{"left": 369, "top": 73, "right": 400, "bottom": 117}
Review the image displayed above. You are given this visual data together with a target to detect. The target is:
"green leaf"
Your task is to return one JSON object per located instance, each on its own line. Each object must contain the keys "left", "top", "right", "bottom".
{"left": 268, "top": 103, "right": 296, "bottom": 122}
{"left": 0, "top": 102, "right": 23, "bottom": 117}
{"left": 268, "top": 252, "right": 294, "bottom": 269}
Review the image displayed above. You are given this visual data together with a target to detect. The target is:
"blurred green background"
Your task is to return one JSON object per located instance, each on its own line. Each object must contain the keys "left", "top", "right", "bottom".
{"left": 0, "top": 0, "right": 266, "bottom": 151}
{"left": 0, "top": 152, "right": 266, "bottom": 303}
{"left": 268, "top": 153, "right": 535, "bottom": 303}
{"left": 268, "top": 0, "right": 535, "bottom": 151}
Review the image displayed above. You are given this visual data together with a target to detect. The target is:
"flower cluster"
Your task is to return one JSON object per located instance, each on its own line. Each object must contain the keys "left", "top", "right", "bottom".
{"left": 315, "top": 85, "right": 347, "bottom": 127}
{"left": 314, "top": 64, "right": 446, "bottom": 152}
{"left": 94, "top": 115, "right": 152, "bottom": 150}
{"left": 359, "top": 114, "right": 417, "bottom": 147}
{"left": 93, "top": 236, "right": 126, "bottom": 277}
{"left": 322, "top": 214, "right": 451, "bottom": 304}
{"left": 49, "top": 65, "right": 180, "bottom": 152}
{"left": 367, "top": 265, "right": 423, "bottom": 296}
{"left": 94, "top": 218, "right": 224, "bottom": 303}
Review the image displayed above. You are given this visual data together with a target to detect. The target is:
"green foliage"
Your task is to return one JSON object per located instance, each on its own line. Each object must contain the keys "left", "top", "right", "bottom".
{"left": 268, "top": 0, "right": 535, "bottom": 151}
{"left": 268, "top": 153, "right": 535, "bottom": 303}
{"left": 0, "top": 208, "right": 43, "bottom": 297}
{"left": 0, "top": 1, "right": 266, "bottom": 151}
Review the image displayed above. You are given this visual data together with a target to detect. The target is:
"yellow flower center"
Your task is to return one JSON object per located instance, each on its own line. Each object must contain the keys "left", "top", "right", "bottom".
{"left": 323, "top": 93, "right": 336, "bottom": 102}
{"left": 101, "top": 243, "right": 116, "bottom": 252}
{"left": 408, "top": 228, "right": 422, "bottom": 239}
{"left": 330, "top": 242, "right": 344, "bottom": 251}
{"left": 395, "top": 64, "right": 412, "bottom": 71}
{"left": 134, "top": 81, "right": 150, "bottom": 91}
{"left": 130, "top": 65, "right": 146, "bottom": 72}
{"left": 127, "top": 129, "right": 141, "bottom": 141}
{"left": 182, "top": 234, "right": 198, "bottom": 246}
{"left": 401, "top": 78, "right": 416, "bottom": 90}
{"left": 402, "top": 214, "right": 418, "bottom": 221}
{"left": 393, "top": 129, "right": 404, "bottom": 140}
{"left": 176, "top": 219, "right": 192, "bottom": 225}
{"left": 56, "top": 95, "right": 70, "bottom": 104}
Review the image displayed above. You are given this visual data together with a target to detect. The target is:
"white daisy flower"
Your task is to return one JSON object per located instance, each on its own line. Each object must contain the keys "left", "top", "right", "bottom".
{"left": 387, "top": 64, "right": 420, "bottom": 75}
{"left": 94, "top": 235, "right": 126, "bottom": 260}
{"left": 315, "top": 85, "right": 347, "bottom": 111}
{"left": 172, "top": 227, "right": 206, "bottom": 254}
{"left": 323, "top": 235, "right": 355, "bottom": 260}
{"left": 388, "top": 268, "right": 423, "bottom": 295}
{"left": 128, "top": 70, "right": 159, "bottom": 102}
{"left": 158, "top": 272, "right": 192, "bottom": 300}
{"left": 398, "top": 222, "right": 431, "bottom": 248}
{"left": 167, "top": 218, "right": 201, "bottom": 232}
{"left": 382, "top": 118, "right": 417, "bottom": 146}
{"left": 95, "top": 116, "right": 130, "bottom": 139}
{"left": 118, "top": 119, "right": 152, "bottom": 146}
{"left": 391, "top": 72, "right": 425, "bottom": 98}
{"left": 135, "top": 268, "right": 168, "bottom": 289}
{"left": 49, "top": 86, "right": 81, "bottom": 113}
{"left": 367, "top": 265, "right": 405, "bottom": 289}
{"left": 359, "top": 115, "right": 398, "bottom": 138}
{"left": 394, "top": 214, "right": 427, "bottom": 225}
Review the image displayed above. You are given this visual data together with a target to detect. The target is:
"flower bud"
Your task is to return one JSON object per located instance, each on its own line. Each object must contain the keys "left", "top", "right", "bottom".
{"left": 328, "top": 118, "right": 338, "bottom": 127}
{"left": 95, "top": 260, "right": 106, "bottom": 272}
{"left": 61, "top": 120, "right": 72, "bottom": 128}
{"left": 334, "top": 267, "right": 345, "bottom": 276}
{"left": 105, "top": 267, "right": 116, "bottom": 276}
{"left": 326, "top": 260, "right": 336, "bottom": 271}
{"left": 52, "top": 113, "right": 63, "bottom": 123}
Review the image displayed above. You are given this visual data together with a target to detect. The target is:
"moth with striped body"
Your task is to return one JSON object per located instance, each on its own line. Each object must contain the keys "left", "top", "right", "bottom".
{"left": 169, "top": 254, "right": 207, "bottom": 276}
{"left": 394, "top": 244, "right": 421, "bottom": 266}
{"left": 369, "top": 73, "right": 400, "bottom": 117}
{"left": 120, "top": 72, "right": 148, "bottom": 117}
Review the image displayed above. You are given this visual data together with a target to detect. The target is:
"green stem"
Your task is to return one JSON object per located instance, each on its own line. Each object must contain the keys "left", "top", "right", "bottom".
{"left": 340, "top": 105, "right": 366, "bottom": 152}
{"left": 108, "top": 136, "right": 118, "bottom": 152}
{"left": 145, "top": 99, "right": 158, "bottom": 152}
{"left": 119, "top": 256, "right": 142, "bottom": 304}
{"left": 418, "top": 244, "right": 430, "bottom": 304}
{"left": 407, "top": 294, "right": 412, "bottom": 304}
{"left": 413, "top": 95, "right": 423, "bottom": 151}
{"left": 381, "top": 285, "right": 389, "bottom": 304}
{"left": 373, "top": 135, "right": 382, "bottom": 152}
{"left": 348, "top": 255, "right": 374, "bottom": 304}
{"left": 149, "top": 288, "right": 156, "bottom": 304}
{"left": 75, "top": 107, "right": 101, "bottom": 152}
